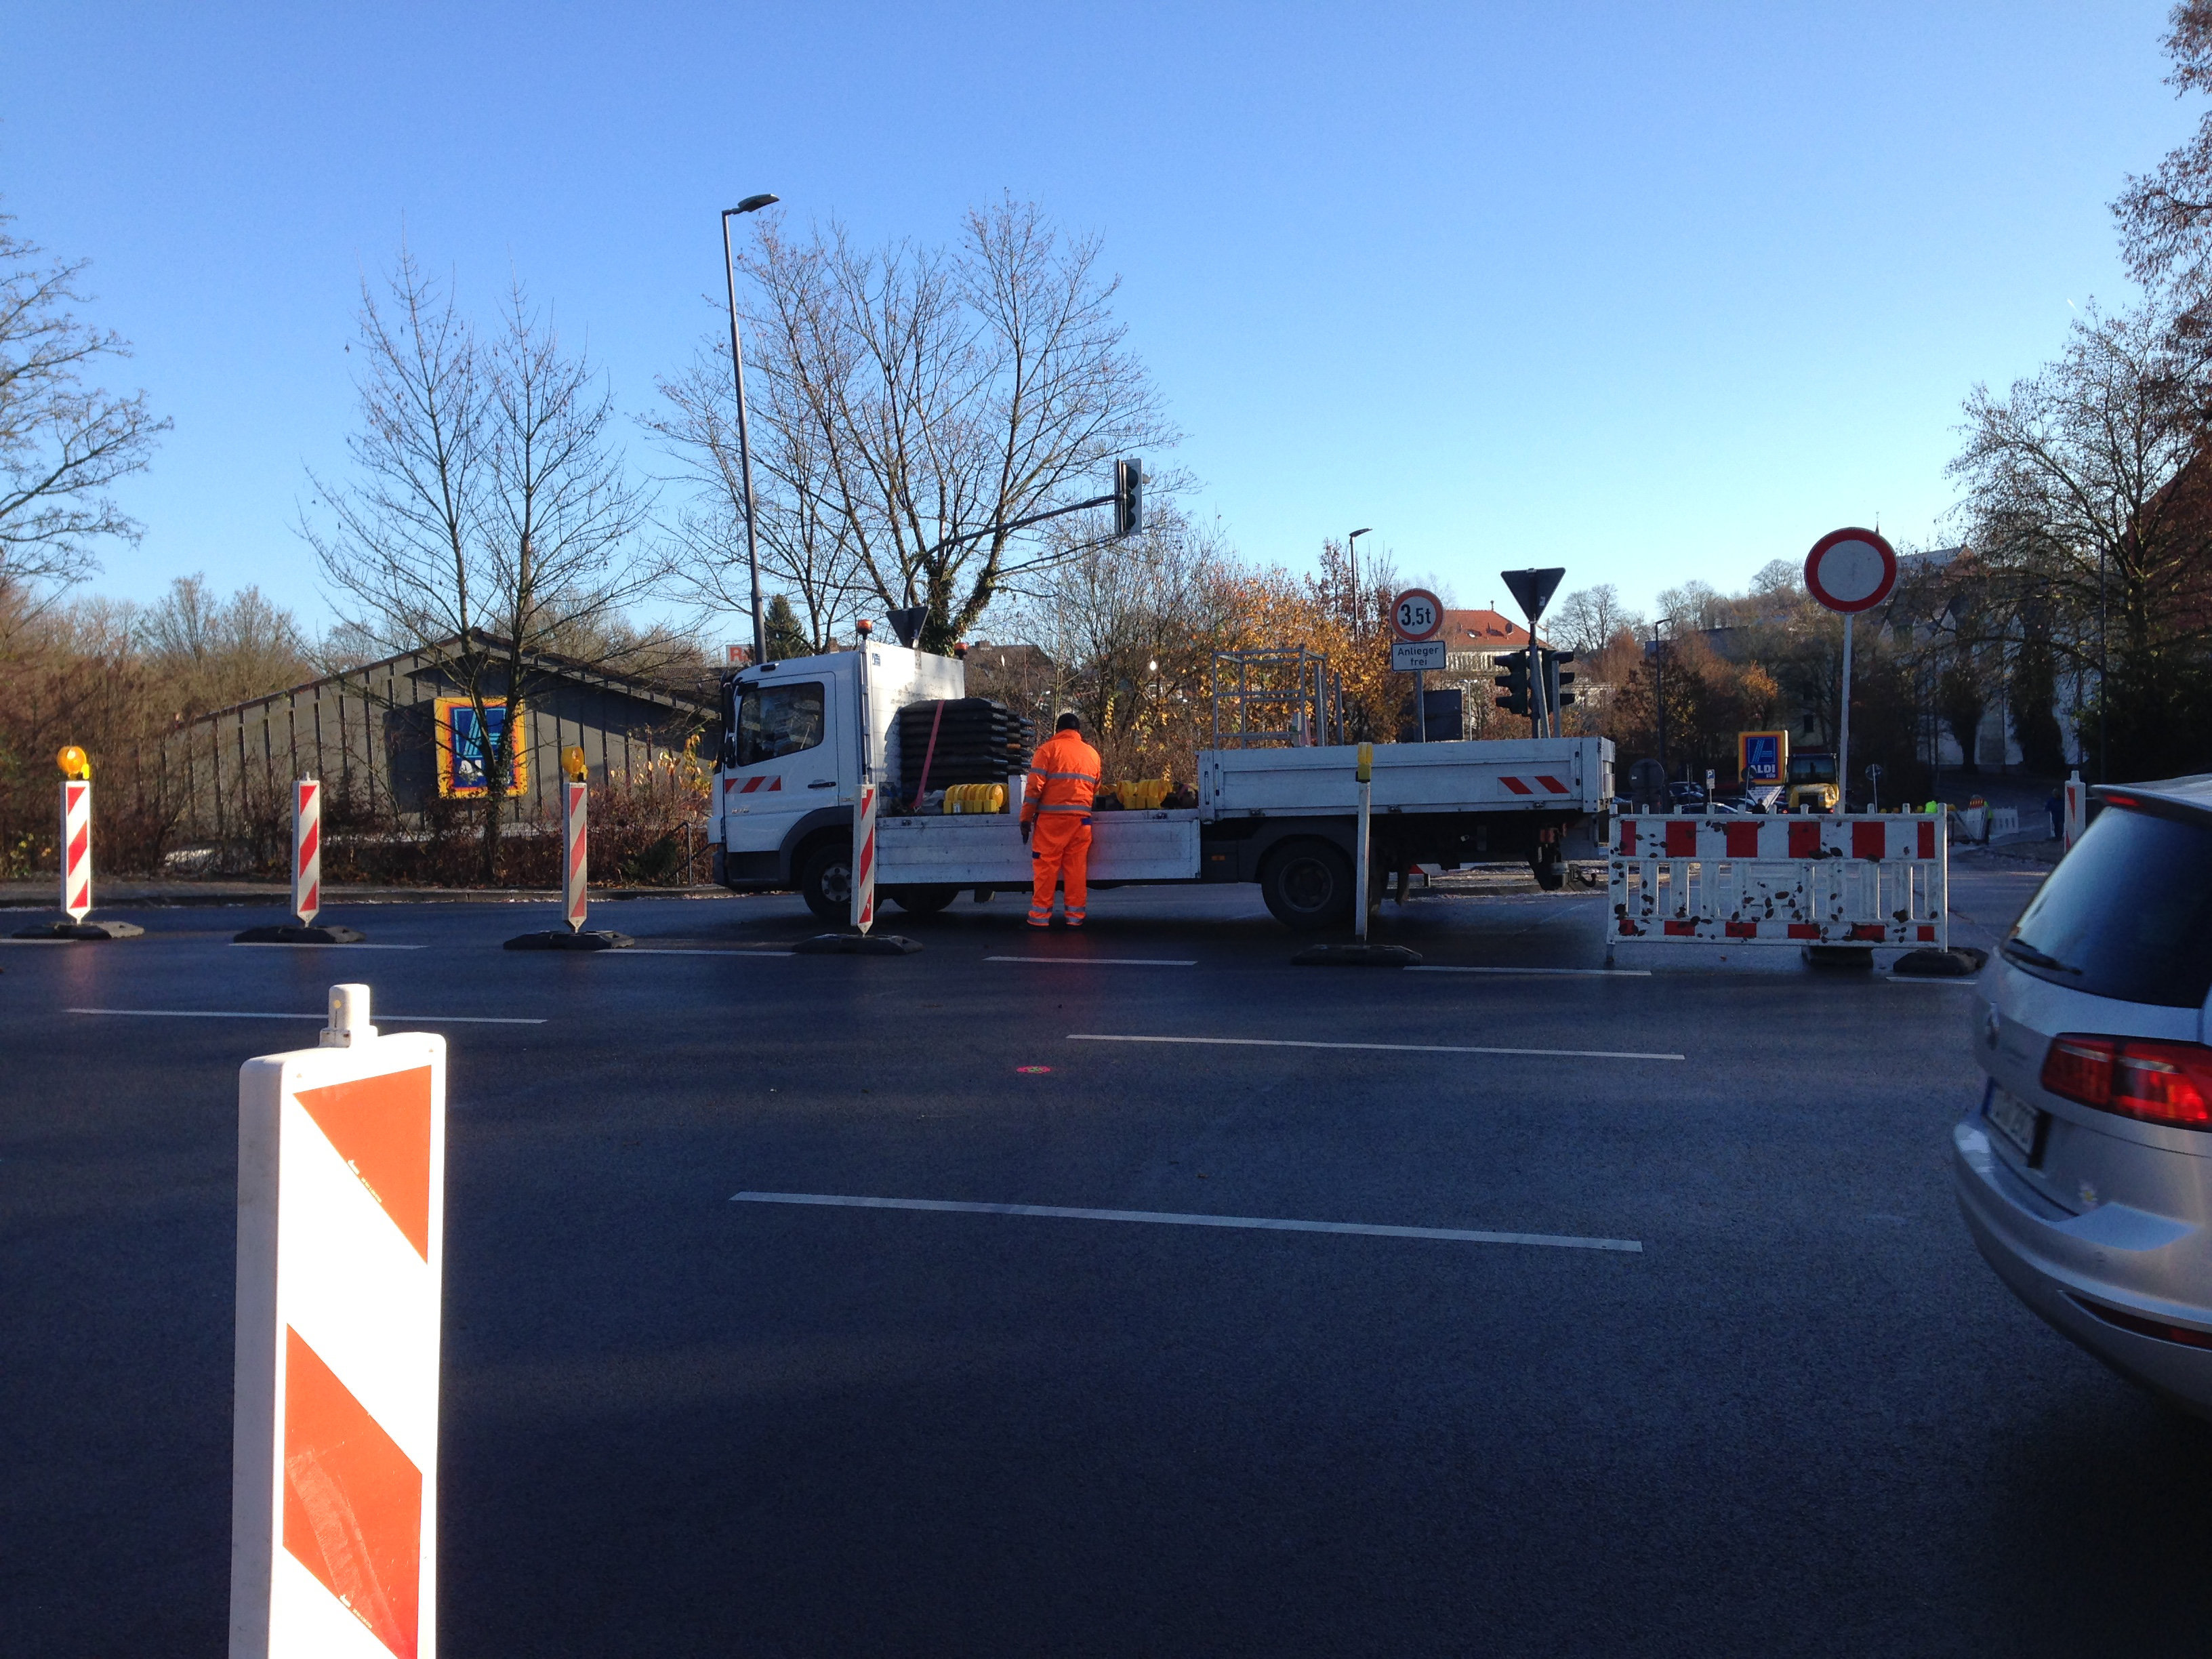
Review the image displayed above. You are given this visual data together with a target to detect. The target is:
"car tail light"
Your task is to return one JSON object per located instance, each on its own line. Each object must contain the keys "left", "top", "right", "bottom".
{"left": 2041, "top": 1034, "right": 2212, "bottom": 1128}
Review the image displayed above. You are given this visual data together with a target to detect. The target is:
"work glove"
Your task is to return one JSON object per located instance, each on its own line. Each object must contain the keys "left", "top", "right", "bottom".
{"left": 1019, "top": 819, "right": 1033, "bottom": 844}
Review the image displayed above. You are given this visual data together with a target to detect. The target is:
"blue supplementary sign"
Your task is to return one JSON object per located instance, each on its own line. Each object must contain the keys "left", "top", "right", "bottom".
{"left": 1739, "top": 731, "right": 1785, "bottom": 785}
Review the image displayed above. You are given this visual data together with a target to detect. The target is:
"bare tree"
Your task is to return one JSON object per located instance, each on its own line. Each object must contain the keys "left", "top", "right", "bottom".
{"left": 136, "top": 575, "right": 314, "bottom": 717}
{"left": 0, "top": 211, "right": 168, "bottom": 597}
{"left": 1553, "top": 583, "right": 1643, "bottom": 653}
{"left": 670, "top": 198, "right": 1178, "bottom": 653}
{"left": 2116, "top": 3, "right": 2212, "bottom": 332}
{"left": 304, "top": 251, "right": 657, "bottom": 878}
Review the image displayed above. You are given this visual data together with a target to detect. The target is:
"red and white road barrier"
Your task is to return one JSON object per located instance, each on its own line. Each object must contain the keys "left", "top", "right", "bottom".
{"left": 2064, "top": 771, "right": 2087, "bottom": 852}
{"left": 852, "top": 781, "right": 878, "bottom": 934}
{"left": 60, "top": 776, "right": 92, "bottom": 922}
{"left": 293, "top": 781, "right": 322, "bottom": 927}
{"left": 1609, "top": 812, "right": 1948, "bottom": 950}
{"left": 562, "top": 779, "right": 588, "bottom": 934}
{"left": 230, "top": 983, "right": 447, "bottom": 1659}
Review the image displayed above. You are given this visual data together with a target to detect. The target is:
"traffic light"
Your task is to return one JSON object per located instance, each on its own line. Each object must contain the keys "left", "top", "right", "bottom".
{"left": 1545, "top": 649, "right": 1576, "bottom": 709}
{"left": 1494, "top": 649, "right": 1531, "bottom": 717}
{"left": 1114, "top": 457, "right": 1143, "bottom": 537}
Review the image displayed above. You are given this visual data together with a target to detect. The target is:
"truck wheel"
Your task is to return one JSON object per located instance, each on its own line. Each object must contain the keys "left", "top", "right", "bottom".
{"left": 797, "top": 839, "right": 853, "bottom": 923}
{"left": 1260, "top": 840, "right": 1355, "bottom": 930}
{"left": 887, "top": 884, "right": 960, "bottom": 916}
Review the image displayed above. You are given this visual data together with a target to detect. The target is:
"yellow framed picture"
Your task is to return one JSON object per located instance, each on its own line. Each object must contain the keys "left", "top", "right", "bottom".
{"left": 434, "top": 697, "right": 529, "bottom": 798}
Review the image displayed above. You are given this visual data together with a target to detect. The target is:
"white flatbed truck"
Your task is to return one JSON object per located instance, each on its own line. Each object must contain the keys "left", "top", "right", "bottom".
{"left": 712, "top": 640, "right": 1614, "bottom": 929}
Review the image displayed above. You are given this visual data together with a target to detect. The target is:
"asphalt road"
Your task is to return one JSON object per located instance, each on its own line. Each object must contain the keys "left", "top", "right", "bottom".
{"left": 5, "top": 869, "right": 2209, "bottom": 1657}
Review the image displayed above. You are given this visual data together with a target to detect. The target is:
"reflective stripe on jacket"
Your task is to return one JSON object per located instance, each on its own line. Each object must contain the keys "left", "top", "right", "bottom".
{"left": 1021, "top": 731, "right": 1102, "bottom": 821}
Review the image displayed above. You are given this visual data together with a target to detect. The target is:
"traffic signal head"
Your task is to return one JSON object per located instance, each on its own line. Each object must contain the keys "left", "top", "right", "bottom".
{"left": 1492, "top": 649, "right": 1531, "bottom": 717}
{"left": 1115, "top": 458, "right": 1143, "bottom": 537}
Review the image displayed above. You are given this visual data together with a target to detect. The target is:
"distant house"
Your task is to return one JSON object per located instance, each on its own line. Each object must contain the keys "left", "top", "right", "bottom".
{"left": 165, "top": 632, "right": 717, "bottom": 850}
{"left": 1438, "top": 608, "right": 1542, "bottom": 673}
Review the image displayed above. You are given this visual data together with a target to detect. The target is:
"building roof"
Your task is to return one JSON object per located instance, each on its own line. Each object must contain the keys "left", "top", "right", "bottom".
{"left": 1438, "top": 608, "right": 1542, "bottom": 651}
{"left": 184, "top": 630, "right": 716, "bottom": 728}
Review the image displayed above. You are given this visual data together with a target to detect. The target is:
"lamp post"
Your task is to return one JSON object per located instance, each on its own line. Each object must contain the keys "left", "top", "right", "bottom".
{"left": 721, "top": 192, "right": 779, "bottom": 665}
{"left": 1347, "top": 527, "right": 1373, "bottom": 634}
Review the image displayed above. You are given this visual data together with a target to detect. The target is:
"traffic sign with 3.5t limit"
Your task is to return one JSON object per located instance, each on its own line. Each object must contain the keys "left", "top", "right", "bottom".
{"left": 1391, "top": 589, "right": 1443, "bottom": 642}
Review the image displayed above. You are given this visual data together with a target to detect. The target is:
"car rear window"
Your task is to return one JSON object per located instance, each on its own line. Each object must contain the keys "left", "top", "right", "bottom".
{"left": 2005, "top": 804, "right": 2212, "bottom": 1008}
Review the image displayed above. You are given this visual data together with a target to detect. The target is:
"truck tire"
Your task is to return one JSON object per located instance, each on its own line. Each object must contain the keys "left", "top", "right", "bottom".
{"left": 797, "top": 838, "right": 853, "bottom": 923}
{"left": 886, "top": 884, "right": 960, "bottom": 916}
{"left": 1260, "top": 840, "right": 1355, "bottom": 930}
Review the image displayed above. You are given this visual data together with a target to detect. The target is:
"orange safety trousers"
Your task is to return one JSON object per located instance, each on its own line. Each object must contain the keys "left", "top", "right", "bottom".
{"left": 1027, "top": 813, "right": 1092, "bottom": 926}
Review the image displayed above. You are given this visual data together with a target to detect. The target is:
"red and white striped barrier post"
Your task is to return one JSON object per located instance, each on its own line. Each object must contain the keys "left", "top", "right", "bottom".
{"left": 562, "top": 773, "right": 588, "bottom": 934}
{"left": 58, "top": 745, "right": 92, "bottom": 922}
{"left": 230, "top": 983, "right": 446, "bottom": 1659}
{"left": 2064, "top": 769, "right": 2087, "bottom": 853}
{"left": 851, "top": 779, "right": 878, "bottom": 935}
{"left": 293, "top": 781, "right": 322, "bottom": 928}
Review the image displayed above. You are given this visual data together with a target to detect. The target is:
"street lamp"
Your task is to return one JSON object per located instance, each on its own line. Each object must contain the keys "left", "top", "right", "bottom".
{"left": 1347, "top": 527, "right": 1373, "bottom": 633}
{"left": 721, "top": 192, "right": 780, "bottom": 665}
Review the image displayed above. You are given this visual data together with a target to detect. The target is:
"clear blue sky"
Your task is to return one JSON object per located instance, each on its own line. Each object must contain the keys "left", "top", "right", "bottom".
{"left": 5, "top": 1, "right": 2192, "bottom": 636}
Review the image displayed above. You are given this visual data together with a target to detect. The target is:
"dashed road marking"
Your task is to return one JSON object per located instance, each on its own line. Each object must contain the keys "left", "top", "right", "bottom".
{"left": 1067, "top": 1033, "right": 1683, "bottom": 1061}
{"left": 730, "top": 1190, "right": 1641, "bottom": 1252}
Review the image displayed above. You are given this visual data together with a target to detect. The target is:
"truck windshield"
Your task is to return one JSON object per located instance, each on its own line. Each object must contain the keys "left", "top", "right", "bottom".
{"left": 2005, "top": 804, "right": 2212, "bottom": 1008}
{"left": 733, "top": 682, "right": 825, "bottom": 766}
{"left": 1788, "top": 755, "right": 1835, "bottom": 784}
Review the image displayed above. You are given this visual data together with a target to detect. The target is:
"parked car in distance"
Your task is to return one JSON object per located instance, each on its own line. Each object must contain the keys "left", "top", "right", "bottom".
{"left": 1952, "top": 775, "right": 2212, "bottom": 1417}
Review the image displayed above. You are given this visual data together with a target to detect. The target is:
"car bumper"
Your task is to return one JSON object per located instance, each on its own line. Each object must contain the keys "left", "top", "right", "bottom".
{"left": 1952, "top": 1119, "right": 2212, "bottom": 1416}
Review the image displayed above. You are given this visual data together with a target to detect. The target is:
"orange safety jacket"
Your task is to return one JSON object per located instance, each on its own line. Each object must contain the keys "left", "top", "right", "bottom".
{"left": 1021, "top": 730, "right": 1103, "bottom": 822}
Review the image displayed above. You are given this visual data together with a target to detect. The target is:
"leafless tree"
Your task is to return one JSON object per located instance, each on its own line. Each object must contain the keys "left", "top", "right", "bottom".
{"left": 1553, "top": 583, "right": 1643, "bottom": 653}
{"left": 2116, "top": 3, "right": 2212, "bottom": 334}
{"left": 0, "top": 211, "right": 168, "bottom": 598}
{"left": 304, "top": 250, "right": 657, "bottom": 878}
{"left": 663, "top": 197, "right": 1178, "bottom": 653}
{"left": 1948, "top": 302, "right": 2210, "bottom": 674}
{"left": 136, "top": 575, "right": 314, "bottom": 718}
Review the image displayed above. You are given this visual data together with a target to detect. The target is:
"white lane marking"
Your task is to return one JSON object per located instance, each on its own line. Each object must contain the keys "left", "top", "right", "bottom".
{"left": 602, "top": 949, "right": 796, "bottom": 957}
{"left": 66, "top": 1008, "right": 546, "bottom": 1025}
{"left": 987, "top": 956, "right": 1197, "bottom": 966}
{"left": 730, "top": 1190, "right": 1641, "bottom": 1252}
{"left": 1068, "top": 1033, "right": 1683, "bottom": 1061}
{"left": 1409, "top": 964, "right": 1651, "bottom": 977}
{"left": 230, "top": 942, "right": 426, "bottom": 950}
{"left": 1886, "top": 977, "right": 1980, "bottom": 987}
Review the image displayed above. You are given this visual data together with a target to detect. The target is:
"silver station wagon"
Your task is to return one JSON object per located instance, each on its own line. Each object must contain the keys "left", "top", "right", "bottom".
{"left": 1953, "top": 775, "right": 2212, "bottom": 1416}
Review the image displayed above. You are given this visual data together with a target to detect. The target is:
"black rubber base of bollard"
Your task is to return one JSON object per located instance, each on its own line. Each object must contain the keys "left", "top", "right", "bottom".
{"left": 503, "top": 929, "right": 635, "bottom": 951}
{"left": 1291, "top": 943, "right": 1423, "bottom": 967}
{"left": 795, "top": 932, "right": 923, "bottom": 955}
{"left": 233, "top": 924, "right": 367, "bottom": 945}
{"left": 1804, "top": 945, "right": 1875, "bottom": 970}
{"left": 11, "top": 920, "right": 145, "bottom": 940}
{"left": 1891, "top": 946, "right": 1988, "bottom": 977}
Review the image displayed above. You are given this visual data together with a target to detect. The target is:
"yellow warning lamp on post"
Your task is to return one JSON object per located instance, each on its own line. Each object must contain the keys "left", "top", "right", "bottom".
{"left": 561, "top": 745, "right": 588, "bottom": 783}
{"left": 58, "top": 745, "right": 91, "bottom": 780}
{"left": 1355, "top": 741, "right": 1373, "bottom": 784}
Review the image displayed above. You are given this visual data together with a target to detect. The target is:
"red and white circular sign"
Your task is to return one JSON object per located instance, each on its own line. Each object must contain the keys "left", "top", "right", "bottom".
{"left": 1390, "top": 589, "right": 1444, "bottom": 642}
{"left": 1803, "top": 528, "right": 1897, "bottom": 613}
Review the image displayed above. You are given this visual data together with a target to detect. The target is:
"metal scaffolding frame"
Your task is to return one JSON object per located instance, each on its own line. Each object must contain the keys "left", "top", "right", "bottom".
{"left": 1210, "top": 648, "right": 1345, "bottom": 749}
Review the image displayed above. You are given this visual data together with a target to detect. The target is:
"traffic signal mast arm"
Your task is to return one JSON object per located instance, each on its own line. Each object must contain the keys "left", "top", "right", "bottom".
{"left": 905, "top": 459, "right": 1143, "bottom": 556}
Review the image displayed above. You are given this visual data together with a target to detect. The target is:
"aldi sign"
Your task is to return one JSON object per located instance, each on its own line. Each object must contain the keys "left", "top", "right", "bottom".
{"left": 1738, "top": 730, "right": 1788, "bottom": 786}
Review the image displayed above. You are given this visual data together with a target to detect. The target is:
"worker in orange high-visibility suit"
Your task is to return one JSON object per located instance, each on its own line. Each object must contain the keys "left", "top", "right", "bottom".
{"left": 1021, "top": 712, "right": 1103, "bottom": 928}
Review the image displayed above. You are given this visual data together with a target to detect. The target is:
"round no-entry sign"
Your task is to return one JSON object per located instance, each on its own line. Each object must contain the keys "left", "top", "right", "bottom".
{"left": 1391, "top": 588, "right": 1444, "bottom": 642}
{"left": 1804, "top": 528, "right": 1897, "bottom": 613}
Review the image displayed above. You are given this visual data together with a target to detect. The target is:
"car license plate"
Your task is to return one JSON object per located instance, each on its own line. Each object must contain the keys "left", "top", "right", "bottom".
{"left": 1986, "top": 1086, "right": 2043, "bottom": 1160}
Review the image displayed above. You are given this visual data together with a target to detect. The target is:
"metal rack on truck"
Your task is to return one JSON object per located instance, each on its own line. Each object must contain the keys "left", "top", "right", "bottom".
{"left": 712, "top": 640, "right": 1614, "bottom": 929}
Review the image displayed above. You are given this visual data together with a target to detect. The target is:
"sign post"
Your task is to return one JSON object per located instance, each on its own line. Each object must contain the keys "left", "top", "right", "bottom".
{"left": 234, "top": 781, "right": 365, "bottom": 946}
{"left": 1803, "top": 529, "right": 1898, "bottom": 811}
{"left": 1390, "top": 590, "right": 1444, "bottom": 743}
{"left": 1500, "top": 569, "right": 1566, "bottom": 739}
{"left": 230, "top": 983, "right": 446, "bottom": 1659}
{"left": 1288, "top": 743, "right": 1420, "bottom": 966}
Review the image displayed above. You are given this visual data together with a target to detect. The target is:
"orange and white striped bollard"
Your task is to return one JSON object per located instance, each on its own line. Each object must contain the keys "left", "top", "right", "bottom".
{"left": 58, "top": 745, "right": 92, "bottom": 922}
{"left": 293, "top": 781, "right": 322, "bottom": 927}
{"left": 230, "top": 982, "right": 447, "bottom": 1659}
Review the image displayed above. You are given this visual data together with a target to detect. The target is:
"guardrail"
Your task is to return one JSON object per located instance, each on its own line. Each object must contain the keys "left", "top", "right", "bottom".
{"left": 1608, "top": 812, "right": 1947, "bottom": 956}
